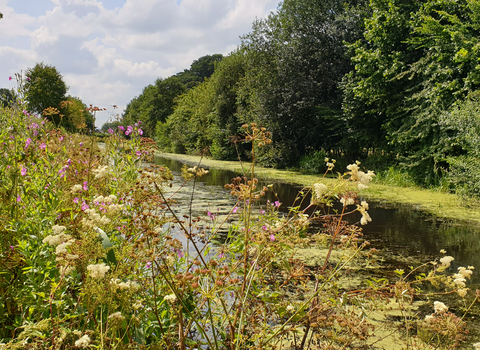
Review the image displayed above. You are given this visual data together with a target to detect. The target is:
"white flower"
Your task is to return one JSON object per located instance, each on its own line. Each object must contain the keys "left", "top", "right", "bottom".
{"left": 473, "top": 342, "right": 480, "bottom": 349}
{"left": 440, "top": 249, "right": 446, "bottom": 254}
{"left": 133, "top": 300, "right": 143, "bottom": 310}
{"left": 164, "top": 294, "right": 177, "bottom": 302}
{"left": 433, "top": 301, "right": 448, "bottom": 314}
{"left": 108, "top": 311, "right": 124, "bottom": 321}
{"left": 453, "top": 276, "right": 466, "bottom": 288}
{"left": 457, "top": 288, "right": 468, "bottom": 298}
{"left": 458, "top": 267, "right": 473, "bottom": 279}
{"left": 439, "top": 256, "right": 454, "bottom": 267}
{"left": 340, "top": 197, "right": 355, "bottom": 207}
{"left": 313, "top": 183, "right": 328, "bottom": 199}
{"left": 75, "top": 334, "right": 90, "bottom": 348}
{"left": 71, "top": 184, "right": 82, "bottom": 192}
{"left": 55, "top": 240, "right": 74, "bottom": 254}
{"left": 93, "top": 165, "right": 110, "bottom": 179}
{"left": 87, "top": 263, "right": 110, "bottom": 278}
{"left": 286, "top": 305, "right": 295, "bottom": 312}
{"left": 93, "top": 195, "right": 105, "bottom": 203}
{"left": 52, "top": 225, "right": 66, "bottom": 235}
{"left": 43, "top": 233, "right": 72, "bottom": 246}
{"left": 424, "top": 315, "right": 434, "bottom": 323}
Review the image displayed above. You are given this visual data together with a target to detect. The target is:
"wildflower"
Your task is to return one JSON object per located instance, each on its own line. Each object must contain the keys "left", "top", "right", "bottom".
{"left": 145, "top": 261, "right": 152, "bottom": 269}
{"left": 164, "top": 294, "right": 177, "bottom": 302}
{"left": 9, "top": 76, "right": 12, "bottom": 81}
{"left": 83, "top": 181, "right": 88, "bottom": 191}
{"left": 108, "top": 128, "right": 114, "bottom": 134}
{"left": 274, "top": 201, "right": 280, "bottom": 208}
{"left": 73, "top": 197, "right": 79, "bottom": 204}
{"left": 262, "top": 225, "right": 268, "bottom": 231}
{"left": 93, "top": 165, "right": 110, "bottom": 179}
{"left": 39, "top": 143, "right": 46, "bottom": 150}
{"left": 118, "top": 126, "right": 125, "bottom": 131}
{"left": 25, "top": 138, "right": 32, "bottom": 149}
{"left": 468, "top": 266, "right": 475, "bottom": 270}
{"left": 20, "top": 166, "right": 27, "bottom": 176}
{"left": 87, "top": 263, "right": 110, "bottom": 278}
{"left": 16, "top": 195, "right": 21, "bottom": 202}
{"left": 440, "top": 256, "right": 454, "bottom": 267}
{"left": 138, "top": 128, "right": 143, "bottom": 135}
{"left": 473, "top": 342, "right": 480, "bottom": 349}
{"left": 43, "top": 233, "right": 71, "bottom": 246}
{"left": 457, "top": 288, "right": 468, "bottom": 298}
{"left": 74, "top": 334, "right": 91, "bottom": 348}
{"left": 59, "top": 136, "right": 64, "bottom": 142}
{"left": 26, "top": 77, "right": 31, "bottom": 81}
{"left": 340, "top": 197, "right": 355, "bottom": 207}
{"left": 453, "top": 276, "right": 466, "bottom": 288}
{"left": 433, "top": 301, "right": 448, "bottom": 314}
{"left": 440, "top": 249, "right": 446, "bottom": 254}
{"left": 133, "top": 300, "right": 143, "bottom": 310}
{"left": 286, "top": 305, "right": 295, "bottom": 312}
{"left": 313, "top": 183, "right": 328, "bottom": 199}
{"left": 52, "top": 225, "right": 66, "bottom": 235}
{"left": 55, "top": 240, "right": 73, "bottom": 254}
{"left": 187, "top": 166, "right": 209, "bottom": 176}
{"left": 71, "top": 184, "right": 82, "bottom": 192}
{"left": 232, "top": 206, "right": 238, "bottom": 213}
{"left": 424, "top": 315, "right": 434, "bottom": 323}
{"left": 108, "top": 311, "right": 125, "bottom": 321}
{"left": 269, "top": 234, "right": 275, "bottom": 242}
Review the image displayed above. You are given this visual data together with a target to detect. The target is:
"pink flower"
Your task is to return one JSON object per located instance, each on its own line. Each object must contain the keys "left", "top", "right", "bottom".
{"left": 232, "top": 206, "right": 238, "bottom": 213}
{"left": 26, "top": 77, "right": 31, "bottom": 81}
{"left": 9, "top": 76, "right": 12, "bottom": 81}
{"left": 16, "top": 195, "right": 21, "bottom": 202}
{"left": 138, "top": 129, "right": 143, "bottom": 136}
{"left": 73, "top": 197, "right": 79, "bottom": 204}
{"left": 22, "top": 110, "right": 27, "bottom": 115}
{"left": 108, "top": 128, "right": 114, "bottom": 134}
{"left": 81, "top": 201, "right": 89, "bottom": 211}
{"left": 20, "top": 166, "right": 27, "bottom": 176}
{"left": 260, "top": 209, "right": 265, "bottom": 214}
{"left": 145, "top": 261, "right": 152, "bottom": 269}
{"left": 274, "top": 201, "right": 280, "bottom": 208}
{"left": 39, "top": 143, "right": 46, "bottom": 150}
{"left": 118, "top": 126, "right": 125, "bottom": 131}
{"left": 262, "top": 225, "right": 268, "bottom": 231}
{"left": 83, "top": 181, "right": 88, "bottom": 191}
{"left": 269, "top": 234, "right": 275, "bottom": 242}
{"left": 25, "top": 138, "right": 32, "bottom": 149}
{"left": 59, "top": 136, "right": 64, "bottom": 142}
{"left": 135, "top": 151, "right": 142, "bottom": 157}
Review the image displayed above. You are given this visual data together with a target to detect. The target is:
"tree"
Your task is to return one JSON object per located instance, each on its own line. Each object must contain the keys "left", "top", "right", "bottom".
{"left": 59, "top": 96, "right": 94, "bottom": 133}
{"left": 240, "top": 0, "right": 369, "bottom": 167}
{"left": 25, "top": 63, "right": 68, "bottom": 125}
{"left": 0, "top": 88, "right": 14, "bottom": 108}
{"left": 343, "top": 0, "right": 480, "bottom": 182}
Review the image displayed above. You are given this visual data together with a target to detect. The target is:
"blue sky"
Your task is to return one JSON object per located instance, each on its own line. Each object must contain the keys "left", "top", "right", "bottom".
{"left": 0, "top": 0, "right": 278, "bottom": 126}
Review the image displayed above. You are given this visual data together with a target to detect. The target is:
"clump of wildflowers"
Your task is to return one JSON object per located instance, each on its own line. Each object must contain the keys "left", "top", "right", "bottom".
{"left": 87, "top": 263, "right": 110, "bottom": 278}
{"left": 74, "top": 334, "right": 91, "bottom": 348}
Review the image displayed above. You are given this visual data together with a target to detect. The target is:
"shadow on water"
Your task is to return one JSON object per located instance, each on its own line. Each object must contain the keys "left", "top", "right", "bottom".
{"left": 155, "top": 156, "right": 480, "bottom": 285}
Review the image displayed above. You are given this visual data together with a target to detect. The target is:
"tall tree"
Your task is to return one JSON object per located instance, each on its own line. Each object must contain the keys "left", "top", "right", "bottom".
{"left": 241, "top": 0, "right": 369, "bottom": 167}
{"left": 25, "top": 63, "right": 68, "bottom": 125}
{"left": 0, "top": 88, "right": 14, "bottom": 108}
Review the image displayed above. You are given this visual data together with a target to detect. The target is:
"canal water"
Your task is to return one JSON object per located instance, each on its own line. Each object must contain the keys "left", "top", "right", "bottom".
{"left": 154, "top": 155, "right": 480, "bottom": 286}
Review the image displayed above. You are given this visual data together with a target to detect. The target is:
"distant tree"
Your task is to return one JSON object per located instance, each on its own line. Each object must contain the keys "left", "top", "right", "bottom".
{"left": 25, "top": 63, "right": 68, "bottom": 125}
{"left": 59, "top": 96, "right": 94, "bottom": 133}
{"left": 190, "top": 54, "right": 223, "bottom": 81}
{"left": 101, "top": 120, "right": 124, "bottom": 132}
{"left": 0, "top": 88, "right": 15, "bottom": 108}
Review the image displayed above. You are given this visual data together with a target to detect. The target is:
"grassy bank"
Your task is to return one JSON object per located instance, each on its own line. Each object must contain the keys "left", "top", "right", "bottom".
{"left": 157, "top": 152, "right": 480, "bottom": 223}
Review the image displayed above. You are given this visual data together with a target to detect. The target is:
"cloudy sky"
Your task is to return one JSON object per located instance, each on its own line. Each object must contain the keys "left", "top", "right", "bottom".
{"left": 1, "top": 0, "right": 279, "bottom": 126}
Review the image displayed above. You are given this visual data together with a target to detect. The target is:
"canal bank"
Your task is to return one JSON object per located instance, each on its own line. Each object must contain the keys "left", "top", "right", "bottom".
{"left": 156, "top": 152, "right": 480, "bottom": 224}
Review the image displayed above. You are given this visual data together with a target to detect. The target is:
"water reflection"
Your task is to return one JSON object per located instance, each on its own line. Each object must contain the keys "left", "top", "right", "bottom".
{"left": 155, "top": 155, "right": 480, "bottom": 285}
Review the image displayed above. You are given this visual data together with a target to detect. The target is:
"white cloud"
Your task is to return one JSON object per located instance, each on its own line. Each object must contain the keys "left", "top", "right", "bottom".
{"left": 1, "top": 0, "right": 279, "bottom": 127}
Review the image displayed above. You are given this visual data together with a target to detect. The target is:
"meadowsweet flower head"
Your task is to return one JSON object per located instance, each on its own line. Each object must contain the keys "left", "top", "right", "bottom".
{"left": 433, "top": 301, "right": 448, "bottom": 314}
{"left": 164, "top": 294, "right": 177, "bottom": 302}
{"left": 87, "top": 263, "right": 110, "bottom": 278}
{"left": 108, "top": 311, "right": 125, "bottom": 321}
{"left": 340, "top": 197, "right": 355, "bottom": 207}
{"left": 313, "top": 183, "right": 328, "bottom": 200}
{"left": 457, "top": 288, "right": 468, "bottom": 298}
{"left": 74, "top": 334, "right": 91, "bottom": 348}
{"left": 52, "top": 225, "right": 66, "bottom": 235}
{"left": 440, "top": 256, "right": 454, "bottom": 268}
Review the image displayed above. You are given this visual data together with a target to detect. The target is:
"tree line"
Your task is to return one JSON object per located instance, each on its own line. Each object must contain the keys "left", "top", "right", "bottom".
{"left": 128, "top": 0, "right": 480, "bottom": 195}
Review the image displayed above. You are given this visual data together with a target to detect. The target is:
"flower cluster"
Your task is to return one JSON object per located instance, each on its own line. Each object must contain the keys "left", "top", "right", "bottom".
{"left": 92, "top": 165, "right": 110, "bottom": 179}
{"left": 347, "top": 162, "right": 375, "bottom": 190}
{"left": 87, "top": 263, "right": 110, "bottom": 278}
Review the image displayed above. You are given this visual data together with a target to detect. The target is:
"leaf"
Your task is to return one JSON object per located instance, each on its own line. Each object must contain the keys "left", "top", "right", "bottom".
{"left": 96, "top": 227, "right": 117, "bottom": 266}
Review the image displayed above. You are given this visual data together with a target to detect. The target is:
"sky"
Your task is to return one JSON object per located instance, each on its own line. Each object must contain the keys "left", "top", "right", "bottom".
{"left": 0, "top": 0, "right": 279, "bottom": 127}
